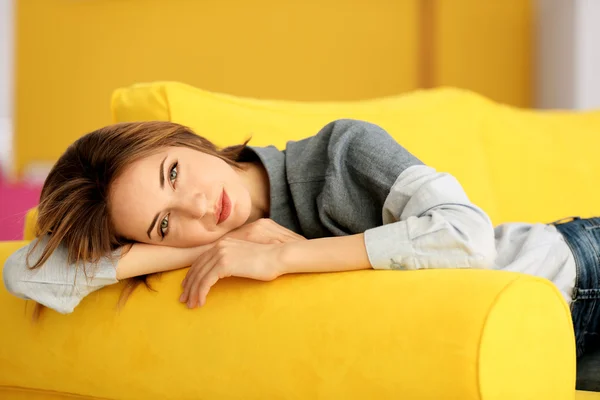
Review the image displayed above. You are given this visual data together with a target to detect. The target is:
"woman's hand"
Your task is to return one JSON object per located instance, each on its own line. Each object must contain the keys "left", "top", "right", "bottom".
{"left": 179, "top": 238, "right": 285, "bottom": 308}
{"left": 223, "top": 218, "right": 306, "bottom": 244}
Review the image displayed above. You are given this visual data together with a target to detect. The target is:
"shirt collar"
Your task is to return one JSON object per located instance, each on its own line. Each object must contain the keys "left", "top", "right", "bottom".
{"left": 245, "top": 146, "right": 302, "bottom": 233}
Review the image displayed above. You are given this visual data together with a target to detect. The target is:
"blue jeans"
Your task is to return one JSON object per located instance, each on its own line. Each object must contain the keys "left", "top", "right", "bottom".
{"left": 553, "top": 217, "right": 600, "bottom": 391}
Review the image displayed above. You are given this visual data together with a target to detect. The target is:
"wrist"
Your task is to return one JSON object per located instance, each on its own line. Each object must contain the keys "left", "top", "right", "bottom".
{"left": 275, "top": 235, "right": 372, "bottom": 276}
{"left": 275, "top": 242, "right": 296, "bottom": 276}
{"left": 187, "top": 244, "right": 213, "bottom": 264}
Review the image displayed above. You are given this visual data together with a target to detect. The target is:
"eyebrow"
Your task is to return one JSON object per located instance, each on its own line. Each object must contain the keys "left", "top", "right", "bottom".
{"left": 146, "top": 156, "right": 168, "bottom": 239}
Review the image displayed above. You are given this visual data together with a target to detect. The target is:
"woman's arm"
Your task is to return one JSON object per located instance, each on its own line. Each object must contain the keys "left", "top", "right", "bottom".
{"left": 279, "top": 234, "right": 370, "bottom": 274}
{"left": 282, "top": 165, "right": 497, "bottom": 274}
{"left": 180, "top": 166, "right": 497, "bottom": 308}
{"left": 362, "top": 165, "right": 497, "bottom": 270}
{"left": 2, "top": 238, "right": 210, "bottom": 313}
{"left": 117, "top": 217, "right": 307, "bottom": 279}
{"left": 284, "top": 120, "right": 496, "bottom": 271}
{"left": 3, "top": 218, "right": 306, "bottom": 313}
{"left": 116, "top": 243, "right": 211, "bottom": 279}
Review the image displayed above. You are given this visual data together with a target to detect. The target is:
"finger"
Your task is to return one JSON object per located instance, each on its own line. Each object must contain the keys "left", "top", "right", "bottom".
{"left": 187, "top": 257, "right": 219, "bottom": 308}
{"left": 287, "top": 229, "right": 307, "bottom": 240}
{"left": 181, "top": 259, "right": 204, "bottom": 298}
{"left": 273, "top": 232, "right": 302, "bottom": 243}
{"left": 260, "top": 223, "right": 294, "bottom": 243}
{"left": 223, "top": 229, "right": 244, "bottom": 241}
{"left": 267, "top": 222, "right": 305, "bottom": 242}
{"left": 182, "top": 255, "right": 206, "bottom": 289}
{"left": 197, "top": 271, "right": 221, "bottom": 307}
{"left": 181, "top": 252, "right": 215, "bottom": 303}
{"left": 279, "top": 233, "right": 299, "bottom": 243}
{"left": 181, "top": 244, "right": 216, "bottom": 288}
{"left": 280, "top": 226, "right": 306, "bottom": 241}
{"left": 243, "top": 232, "right": 268, "bottom": 245}
{"left": 182, "top": 259, "right": 214, "bottom": 305}
{"left": 181, "top": 266, "right": 195, "bottom": 289}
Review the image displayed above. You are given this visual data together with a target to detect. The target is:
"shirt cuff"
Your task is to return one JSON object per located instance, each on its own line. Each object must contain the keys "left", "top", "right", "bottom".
{"left": 364, "top": 222, "right": 414, "bottom": 270}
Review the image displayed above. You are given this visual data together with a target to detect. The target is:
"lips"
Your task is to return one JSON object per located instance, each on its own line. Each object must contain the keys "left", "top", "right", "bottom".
{"left": 216, "top": 189, "right": 231, "bottom": 225}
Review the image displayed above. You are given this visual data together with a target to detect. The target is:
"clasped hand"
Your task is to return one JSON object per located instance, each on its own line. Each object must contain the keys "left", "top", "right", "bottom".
{"left": 179, "top": 218, "right": 305, "bottom": 308}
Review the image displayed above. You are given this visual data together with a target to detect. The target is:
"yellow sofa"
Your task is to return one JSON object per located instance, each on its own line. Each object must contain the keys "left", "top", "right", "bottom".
{"left": 2, "top": 82, "right": 600, "bottom": 399}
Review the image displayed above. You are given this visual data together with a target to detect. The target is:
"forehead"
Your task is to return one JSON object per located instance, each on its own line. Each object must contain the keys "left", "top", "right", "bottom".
{"left": 116, "top": 145, "right": 202, "bottom": 179}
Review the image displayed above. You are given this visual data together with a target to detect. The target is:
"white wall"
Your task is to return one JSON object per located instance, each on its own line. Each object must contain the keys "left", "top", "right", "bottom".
{"left": 575, "top": 0, "right": 600, "bottom": 109}
{"left": 536, "top": 0, "right": 600, "bottom": 110}
{"left": 0, "top": 0, "right": 14, "bottom": 174}
{"left": 535, "top": 0, "right": 575, "bottom": 109}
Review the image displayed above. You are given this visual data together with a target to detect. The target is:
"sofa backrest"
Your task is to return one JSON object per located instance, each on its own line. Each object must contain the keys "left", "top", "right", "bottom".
{"left": 25, "top": 81, "right": 600, "bottom": 239}
{"left": 112, "top": 81, "right": 600, "bottom": 226}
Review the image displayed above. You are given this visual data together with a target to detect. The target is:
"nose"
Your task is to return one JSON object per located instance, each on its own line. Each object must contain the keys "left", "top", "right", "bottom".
{"left": 175, "top": 191, "right": 207, "bottom": 219}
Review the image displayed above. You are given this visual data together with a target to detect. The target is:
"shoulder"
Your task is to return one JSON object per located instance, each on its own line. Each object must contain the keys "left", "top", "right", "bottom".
{"left": 287, "top": 119, "right": 416, "bottom": 159}
{"left": 284, "top": 119, "right": 423, "bottom": 186}
{"left": 316, "top": 119, "right": 396, "bottom": 149}
{"left": 319, "top": 119, "right": 423, "bottom": 173}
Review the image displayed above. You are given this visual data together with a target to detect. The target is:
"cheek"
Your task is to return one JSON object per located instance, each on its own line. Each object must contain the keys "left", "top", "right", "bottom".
{"left": 171, "top": 221, "right": 225, "bottom": 247}
{"left": 233, "top": 186, "right": 252, "bottom": 222}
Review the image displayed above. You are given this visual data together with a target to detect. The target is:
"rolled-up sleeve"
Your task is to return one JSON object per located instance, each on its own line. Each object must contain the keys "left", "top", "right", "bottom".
{"left": 364, "top": 165, "right": 496, "bottom": 270}
{"left": 3, "top": 237, "right": 119, "bottom": 314}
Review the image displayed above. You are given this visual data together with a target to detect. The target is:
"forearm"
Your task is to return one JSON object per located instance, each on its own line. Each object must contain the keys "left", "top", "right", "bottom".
{"left": 279, "top": 234, "right": 371, "bottom": 275}
{"left": 116, "top": 243, "right": 211, "bottom": 280}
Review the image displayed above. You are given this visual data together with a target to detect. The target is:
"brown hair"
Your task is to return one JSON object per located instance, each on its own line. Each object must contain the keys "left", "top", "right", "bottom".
{"left": 29, "top": 121, "right": 247, "bottom": 315}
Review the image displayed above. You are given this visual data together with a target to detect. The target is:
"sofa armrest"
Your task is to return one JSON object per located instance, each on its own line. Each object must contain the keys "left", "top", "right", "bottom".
{"left": 0, "top": 241, "right": 576, "bottom": 399}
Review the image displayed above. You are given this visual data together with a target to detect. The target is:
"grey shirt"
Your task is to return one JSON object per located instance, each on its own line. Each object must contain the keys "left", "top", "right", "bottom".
{"left": 3, "top": 119, "right": 576, "bottom": 313}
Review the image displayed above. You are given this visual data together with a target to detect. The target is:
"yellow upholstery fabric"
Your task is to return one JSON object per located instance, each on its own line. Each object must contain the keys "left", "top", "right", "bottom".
{"left": 2, "top": 82, "right": 600, "bottom": 398}
{"left": 579, "top": 392, "right": 600, "bottom": 400}
{"left": 0, "top": 242, "right": 577, "bottom": 399}
{"left": 113, "top": 81, "right": 600, "bottom": 225}
{"left": 23, "top": 208, "right": 37, "bottom": 241}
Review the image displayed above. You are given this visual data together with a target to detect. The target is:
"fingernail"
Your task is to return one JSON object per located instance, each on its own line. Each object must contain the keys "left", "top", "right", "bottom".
{"left": 179, "top": 294, "right": 185, "bottom": 302}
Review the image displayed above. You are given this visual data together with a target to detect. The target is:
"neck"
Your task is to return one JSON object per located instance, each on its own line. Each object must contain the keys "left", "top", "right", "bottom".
{"left": 238, "top": 161, "right": 270, "bottom": 223}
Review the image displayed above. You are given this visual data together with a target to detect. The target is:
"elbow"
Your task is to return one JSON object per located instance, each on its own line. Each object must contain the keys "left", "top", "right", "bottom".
{"left": 3, "top": 245, "right": 31, "bottom": 299}
{"left": 441, "top": 207, "right": 496, "bottom": 269}
{"left": 3, "top": 252, "right": 24, "bottom": 297}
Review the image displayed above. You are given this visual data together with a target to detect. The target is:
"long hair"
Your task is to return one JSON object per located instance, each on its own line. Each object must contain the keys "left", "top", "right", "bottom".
{"left": 28, "top": 121, "right": 247, "bottom": 315}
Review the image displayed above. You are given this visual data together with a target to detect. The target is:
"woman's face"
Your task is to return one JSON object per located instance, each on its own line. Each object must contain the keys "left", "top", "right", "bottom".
{"left": 109, "top": 146, "right": 252, "bottom": 248}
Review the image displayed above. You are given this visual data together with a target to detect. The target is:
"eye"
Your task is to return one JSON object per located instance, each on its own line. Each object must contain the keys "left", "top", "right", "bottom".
{"left": 160, "top": 214, "right": 170, "bottom": 237}
{"left": 169, "top": 162, "right": 178, "bottom": 186}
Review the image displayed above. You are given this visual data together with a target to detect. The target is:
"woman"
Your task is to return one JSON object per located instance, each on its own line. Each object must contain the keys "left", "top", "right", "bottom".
{"left": 2, "top": 119, "right": 597, "bottom": 362}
